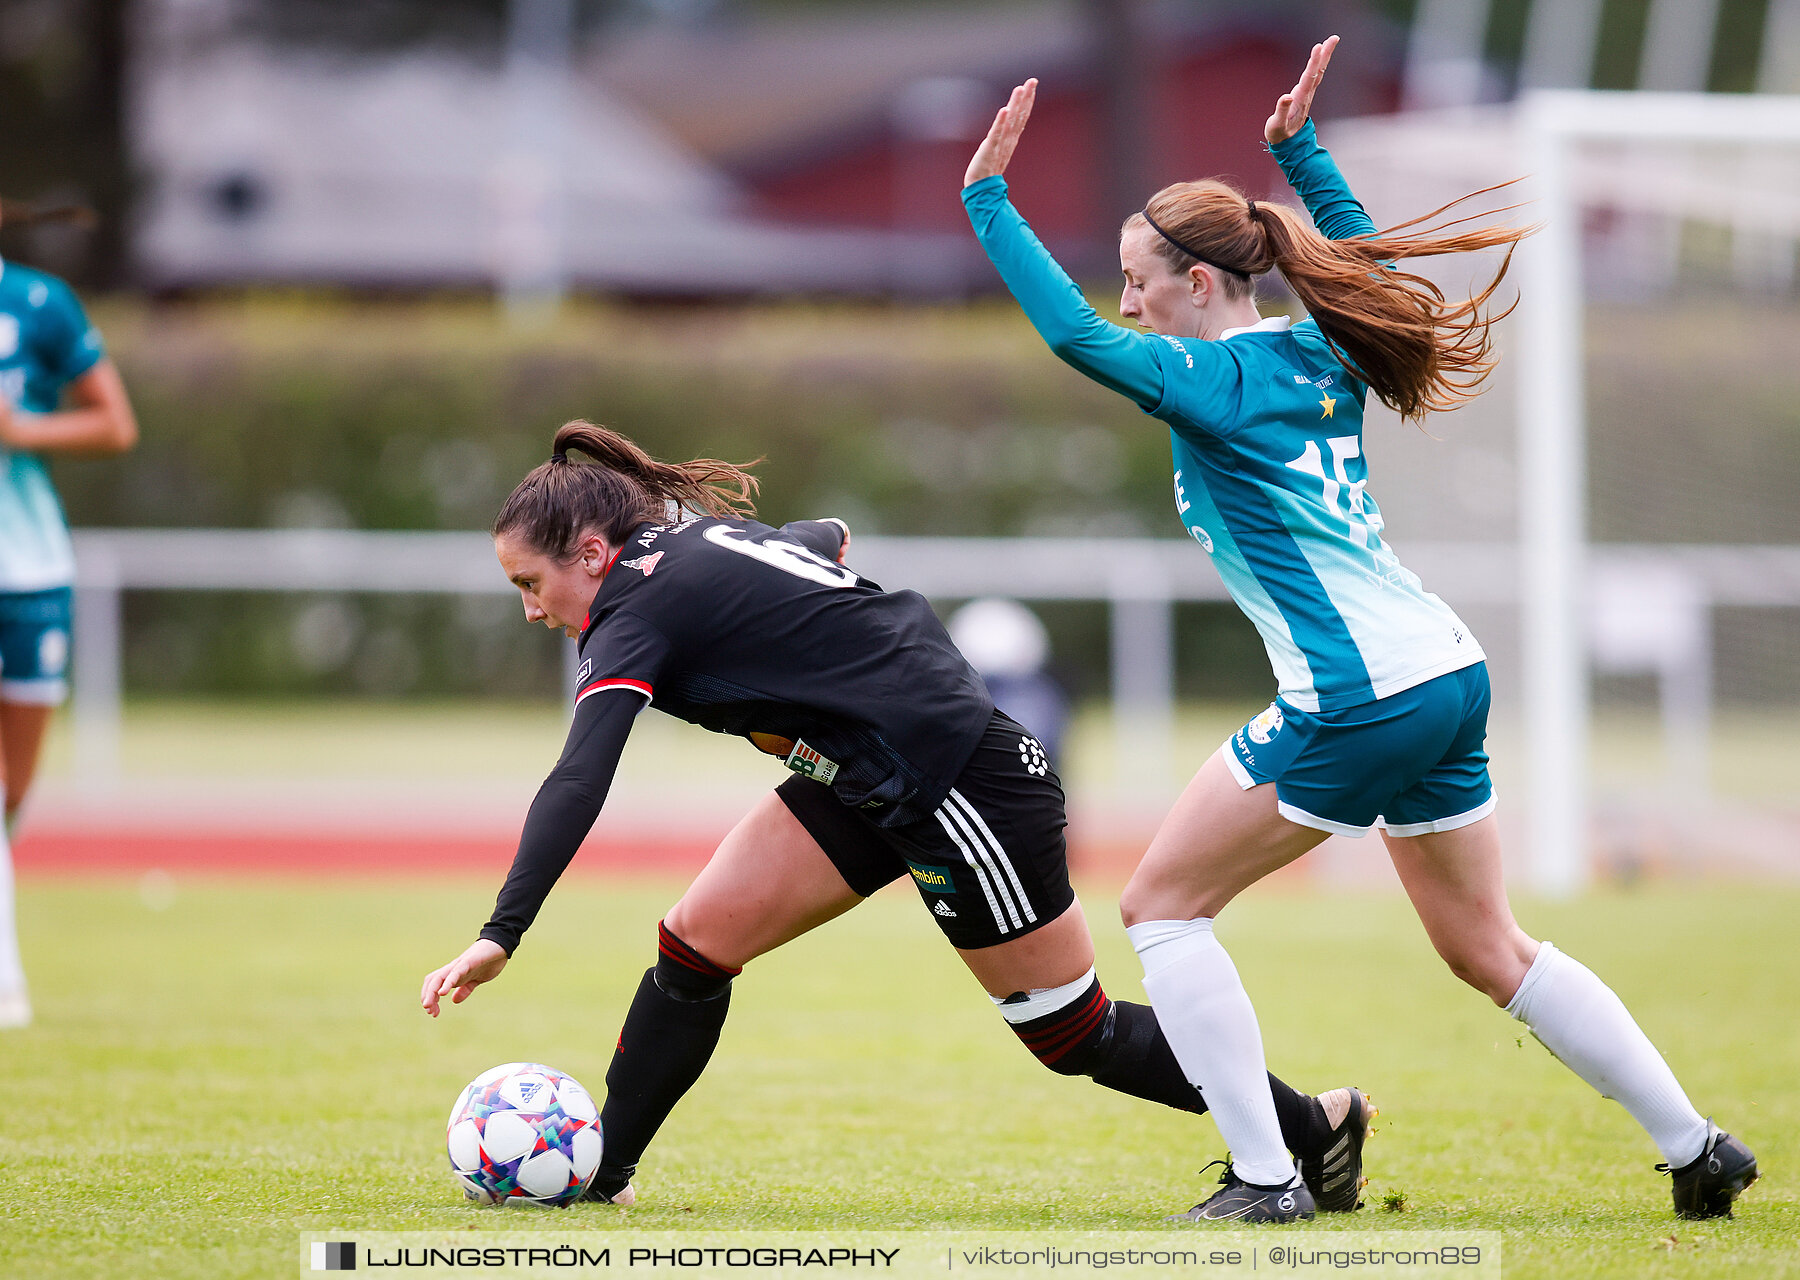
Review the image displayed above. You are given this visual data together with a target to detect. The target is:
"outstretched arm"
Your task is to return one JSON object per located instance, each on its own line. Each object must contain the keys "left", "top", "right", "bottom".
{"left": 476, "top": 688, "right": 645, "bottom": 958}
{"left": 420, "top": 686, "right": 646, "bottom": 1015}
{"left": 1264, "top": 37, "right": 1377, "bottom": 243}
{"left": 962, "top": 80, "right": 1165, "bottom": 411}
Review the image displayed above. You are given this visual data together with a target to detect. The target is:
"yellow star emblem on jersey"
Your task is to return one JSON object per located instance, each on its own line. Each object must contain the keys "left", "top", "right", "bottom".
{"left": 1319, "top": 393, "right": 1337, "bottom": 418}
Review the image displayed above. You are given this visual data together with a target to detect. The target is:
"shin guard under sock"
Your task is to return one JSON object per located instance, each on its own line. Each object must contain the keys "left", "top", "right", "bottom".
{"left": 1129, "top": 917, "right": 1296, "bottom": 1185}
{"left": 596, "top": 925, "right": 739, "bottom": 1184}
{"left": 654, "top": 920, "right": 741, "bottom": 1000}
{"left": 999, "top": 971, "right": 1322, "bottom": 1152}
{"left": 1507, "top": 941, "right": 1709, "bottom": 1165}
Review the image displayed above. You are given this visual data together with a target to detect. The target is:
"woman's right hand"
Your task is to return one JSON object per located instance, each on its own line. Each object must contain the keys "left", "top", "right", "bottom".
{"left": 964, "top": 78, "right": 1038, "bottom": 188}
{"left": 421, "top": 938, "right": 509, "bottom": 1017}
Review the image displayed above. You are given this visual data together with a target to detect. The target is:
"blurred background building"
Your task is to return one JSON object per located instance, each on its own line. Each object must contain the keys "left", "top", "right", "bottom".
{"left": 121, "top": 0, "right": 1394, "bottom": 294}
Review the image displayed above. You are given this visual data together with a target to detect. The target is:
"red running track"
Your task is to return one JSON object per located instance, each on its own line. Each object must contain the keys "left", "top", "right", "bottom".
{"left": 12, "top": 832, "right": 721, "bottom": 877}
{"left": 12, "top": 830, "right": 1168, "bottom": 879}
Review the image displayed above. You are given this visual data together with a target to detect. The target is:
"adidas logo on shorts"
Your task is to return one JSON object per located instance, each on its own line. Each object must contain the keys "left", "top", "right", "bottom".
{"left": 933, "top": 900, "right": 957, "bottom": 918}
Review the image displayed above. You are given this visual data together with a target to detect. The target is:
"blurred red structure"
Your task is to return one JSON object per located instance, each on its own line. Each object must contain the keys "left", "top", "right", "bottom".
{"left": 750, "top": 36, "right": 1304, "bottom": 242}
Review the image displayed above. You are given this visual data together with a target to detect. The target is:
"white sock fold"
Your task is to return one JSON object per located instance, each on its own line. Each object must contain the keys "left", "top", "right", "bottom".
{"left": 1507, "top": 941, "right": 1708, "bottom": 1166}
{"left": 1128, "top": 917, "right": 1295, "bottom": 1187}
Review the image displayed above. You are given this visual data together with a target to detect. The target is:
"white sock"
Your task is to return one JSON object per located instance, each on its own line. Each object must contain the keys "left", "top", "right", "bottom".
{"left": 0, "top": 786, "right": 25, "bottom": 996}
{"left": 1507, "top": 941, "right": 1708, "bottom": 1166}
{"left": 1129, "top": 918, "right": 1295, "bottom": 1186}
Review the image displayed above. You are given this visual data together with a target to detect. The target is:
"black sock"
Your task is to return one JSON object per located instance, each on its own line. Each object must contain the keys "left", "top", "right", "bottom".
{"left": 1005, "top": 978, "right": 1323, "bottom": 1152}
{"left": 594, "top": 925, "right": 738, "bottom": 1188}
{"left": 1267, "top": 1071, "right": 1330, "bottom": 1158}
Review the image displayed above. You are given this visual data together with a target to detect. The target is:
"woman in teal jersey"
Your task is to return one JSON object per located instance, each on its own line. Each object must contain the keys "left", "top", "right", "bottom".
{"left": 962, "top": 37, "right": 1755, "bottom": 1222}
{"left": 0, "top": 198, "right": 139, "bottom": 1027}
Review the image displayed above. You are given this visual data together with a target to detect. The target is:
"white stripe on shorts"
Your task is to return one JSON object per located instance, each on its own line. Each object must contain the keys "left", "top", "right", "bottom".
{"left": 948, "top": 788, "right": 1036, "bottom": 926}
{"left": 939, "top": 796, "right": 1023, "bottom": 930}
{"left": 935, "top": 806, "right": 1011, "bottom": 935}
{"left": 1377, "top": 792, "right": 1497, "bottom": 837}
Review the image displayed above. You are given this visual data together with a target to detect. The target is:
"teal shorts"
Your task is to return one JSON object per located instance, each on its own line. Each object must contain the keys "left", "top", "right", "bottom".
{"left": 1224, "top": 662, "right": 1494, "bottom": 838}
{"left": 0, "top": 587, "right": 72, "bottom": 706}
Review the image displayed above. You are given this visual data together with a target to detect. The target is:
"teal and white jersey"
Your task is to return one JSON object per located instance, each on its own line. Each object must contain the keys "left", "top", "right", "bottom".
{"left": 1154, "top": 313, "right": 1480, "bottom": 711}
{"left": 963, "top": 119, "right": 1482, "bottom": 712}
{"left": 0, "top": 258, "right": 105, "bottom": 592}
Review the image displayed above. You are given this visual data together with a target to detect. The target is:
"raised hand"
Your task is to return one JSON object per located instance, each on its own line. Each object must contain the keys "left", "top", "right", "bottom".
{"left": 421, "top": 938, "right": 509, "bottom": 1017}
{"left": 1266, "top": 36, "right": 1338, "bottom": 147}
{"left": 964, "top": 79, "right": 1038, "bottom": 188}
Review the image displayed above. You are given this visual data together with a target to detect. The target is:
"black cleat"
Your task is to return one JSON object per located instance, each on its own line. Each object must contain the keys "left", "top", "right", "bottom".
{"left": 1170, "top": 1162, "right": 1316, "bottom": 1223}
{"left": 1297, "top": 1087, "right": 1375, "bottom": 1213}
{"left": 1661, "top": 1121, "right": 1758, "bottom": 1220}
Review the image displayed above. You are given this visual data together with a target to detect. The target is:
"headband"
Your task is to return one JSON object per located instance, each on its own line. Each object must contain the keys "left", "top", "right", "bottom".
{"left": 1141, "top": 208, "right": 1253, "bottom": 280}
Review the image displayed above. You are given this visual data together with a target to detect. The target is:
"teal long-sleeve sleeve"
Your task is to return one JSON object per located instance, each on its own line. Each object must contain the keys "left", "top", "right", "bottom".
{"left": 961, "top": 175, "right": 1165, "bottom": 412}
{"left": 1269, "top": 120, "right": 1376, "bottom": 242}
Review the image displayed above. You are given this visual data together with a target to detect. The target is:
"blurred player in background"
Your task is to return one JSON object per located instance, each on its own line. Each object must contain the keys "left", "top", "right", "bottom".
{"left": 962, "top": 37, "right": 1756, "bottom": 1222}
{"left": 947, "top": 597, "right": 1069, "bottom": 765}
{"left": 0, "top": 198, "right": 139, "bottom": 1029}
{"left": 422, "top": 421, "right": 1373, "bottom": 1215}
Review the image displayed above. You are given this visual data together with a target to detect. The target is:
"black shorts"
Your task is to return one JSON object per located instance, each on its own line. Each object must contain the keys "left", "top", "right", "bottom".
{"left": 776, "top": 711, "right": 1075, "bottom": 949}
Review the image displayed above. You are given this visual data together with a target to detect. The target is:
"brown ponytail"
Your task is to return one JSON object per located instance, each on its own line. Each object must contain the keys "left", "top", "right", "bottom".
{"left": 1125, "top": 179, "right": 1530, "bottom": 423}
{"left": 493, "top": 420, "right": 760, "bottom": 559}
{"left": 0, "top": 198, "right": 97, "bottom": 230}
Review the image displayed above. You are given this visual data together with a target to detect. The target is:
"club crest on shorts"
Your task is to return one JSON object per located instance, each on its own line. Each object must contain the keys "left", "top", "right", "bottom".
{"left": 620, "top": 552, "right": 663, "bottom": 576}
{"left": 1247, "top": 704, "right": 1285, "bottom": 744}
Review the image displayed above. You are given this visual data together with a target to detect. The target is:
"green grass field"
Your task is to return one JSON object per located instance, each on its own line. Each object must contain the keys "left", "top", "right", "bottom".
{"left": 1, "top": 875, "right": 1794, "bottom": 1279}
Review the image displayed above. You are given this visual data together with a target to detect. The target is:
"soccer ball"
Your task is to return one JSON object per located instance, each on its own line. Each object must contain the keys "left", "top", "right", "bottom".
{"left": 445, "top": 1062, "right": 603, "bottom": 1207}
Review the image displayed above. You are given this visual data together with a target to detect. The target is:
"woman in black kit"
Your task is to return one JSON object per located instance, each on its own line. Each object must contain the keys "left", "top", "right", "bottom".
{"left": 421, "top": 421, "right": 1373, "bottom": 1217}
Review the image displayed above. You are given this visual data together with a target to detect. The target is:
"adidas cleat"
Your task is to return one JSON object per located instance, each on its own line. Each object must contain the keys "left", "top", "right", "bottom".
{"left": 1297, "top": 1087, "right": 1375, "bottom": 1212}
{"left": 1170, "top": 1163, "right": 1316, "bottom": 1223}
{"left": 1662, "top": 1121, "right": 1757, "bottom": 1220}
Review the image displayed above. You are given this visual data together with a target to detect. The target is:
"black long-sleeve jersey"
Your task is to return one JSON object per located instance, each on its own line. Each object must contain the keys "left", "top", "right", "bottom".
{"left": 479, "top": 515, "right": 995, "bottom": 954}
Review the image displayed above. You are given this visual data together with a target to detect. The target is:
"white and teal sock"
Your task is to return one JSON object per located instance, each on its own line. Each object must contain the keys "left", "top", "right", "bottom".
{"left": 1507, "top": 941, "right": 1708, "bottom": 1166}
{"left": 0, "top": 786, "right": 27, "bottom": 1007}
{"left": 1128, "top": 917, "right": 1296, "bottom": 1187}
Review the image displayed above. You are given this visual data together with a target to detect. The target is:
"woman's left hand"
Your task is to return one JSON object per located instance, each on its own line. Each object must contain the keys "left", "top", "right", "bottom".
{"left": 964, "top": 78, "right": 1038, "bottom": 188}
{"left": 1266, "top": 35, "right": 1339, "bottom": 146}
{"left": 421, "top": 939, "right": 509, "bottom": 1017}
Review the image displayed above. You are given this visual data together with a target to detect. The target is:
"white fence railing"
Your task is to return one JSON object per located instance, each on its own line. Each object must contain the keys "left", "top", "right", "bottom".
{"left": 66, "top": 529, "right": 1800, "bottom": 890}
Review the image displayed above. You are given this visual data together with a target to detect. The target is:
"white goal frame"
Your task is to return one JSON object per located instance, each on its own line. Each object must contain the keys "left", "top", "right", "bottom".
{"left": 1519, "top": 90, "right": 1800, "bottom": 895}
